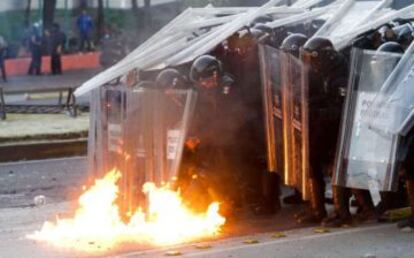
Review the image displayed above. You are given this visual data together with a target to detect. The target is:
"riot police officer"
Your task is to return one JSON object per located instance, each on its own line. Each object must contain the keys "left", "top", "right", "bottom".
{"left": 372, "top": 42, "right": 409, "bottom": 217}
{"left": 184, "top": 54, "right": 248, "bottom": 216}
{"left": 226, "top": 25, "right": 284, "bottom": 215}
{"left": 374, "top": 41, "right": 414, "bottom": 229}
{"left": 279, "top": 33, "right": 309, "bottom": 206}
{"left": 380, "top": 24, "right": 398, "bottom": 42}
{"left": 300, "top": 37, "right": 350, "bottom": 225}
{"left": 398, "top": 126, "right": 414, "bottom": 229}
{"left": 302, "top": 37, "right": 377, "bottom": 226}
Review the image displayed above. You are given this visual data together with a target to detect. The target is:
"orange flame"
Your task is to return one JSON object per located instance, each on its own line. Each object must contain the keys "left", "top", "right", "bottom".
{"left": 27, "top": 169, "right": 225, "bottom": 252}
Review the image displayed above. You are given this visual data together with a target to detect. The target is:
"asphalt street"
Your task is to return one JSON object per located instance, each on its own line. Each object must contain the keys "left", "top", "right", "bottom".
{"left": 0, "top": 158, "right": 413, "bottom": 258}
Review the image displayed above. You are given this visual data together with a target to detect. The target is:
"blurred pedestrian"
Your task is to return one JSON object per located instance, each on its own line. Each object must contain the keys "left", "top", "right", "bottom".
{"left": 77, "top": 10, "right": 93, "bottom": 52}
{"left": 50, "top": 23, "right": 66, "bottom": 75}
{"left": 100, "top": 27, "right": 127, "bottom": 68}
{"left": 0, "top": 34, "right": 7, "bottom": 82}
{"left": 28, "top": 24, "right": 42, "bottom": 75}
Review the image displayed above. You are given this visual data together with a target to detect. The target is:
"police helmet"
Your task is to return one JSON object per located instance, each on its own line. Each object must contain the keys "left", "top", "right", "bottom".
{"left": 377, "top": 41, "right": 404, "bottom": 54}
{"left": 303, "top": 37, "right": 336, "bottom": 71}
{"left": 280, "top": 33, "right": 308, "bottom": 57}
{"left": 397, "top": 26, "right": 414, "bottom": 47}
{"left": 155, "top": 68, "right": 188, "bottom": 89}
{"left": 190, "top": 55, "right": 223, "bottom": 83}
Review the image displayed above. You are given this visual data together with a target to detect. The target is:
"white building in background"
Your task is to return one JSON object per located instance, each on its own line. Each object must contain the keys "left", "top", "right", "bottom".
{"left": 0, "top": 0, "right": 178, "bottom": 11}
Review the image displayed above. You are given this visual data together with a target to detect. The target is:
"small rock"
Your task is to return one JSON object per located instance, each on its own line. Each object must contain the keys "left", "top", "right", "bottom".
{"left": 401, "top": 227, "right": 413, "bottom": 233}
{"left": 271, "top": 232, "right": 286, "bottom": 238}
{"left": 243, "top": 239, "right": 259, "bottom": 244}
{"left": 165, "top": 250, "right": 182, "bottom": 256}
{"left": 51, "top": 178, "right": 57, "bottom": 181}
{"left": 33, "top": 195, "right": 46, "bottom": 206}
{"left": 363, "top": 253, "right": 376, "bottom": 258}
{"left": 8, "top": 171, "right": 13, "bottom": 175}
{"left": 314, "top": 227, "right": 330, "bottom": 234}
{"left": 195, "top": 244, "right": 212, "bottom": 249}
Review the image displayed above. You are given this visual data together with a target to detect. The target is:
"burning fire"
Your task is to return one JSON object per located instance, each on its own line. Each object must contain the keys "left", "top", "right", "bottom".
{"left": 27, "top": 169, "right": 226, "bottom": 252}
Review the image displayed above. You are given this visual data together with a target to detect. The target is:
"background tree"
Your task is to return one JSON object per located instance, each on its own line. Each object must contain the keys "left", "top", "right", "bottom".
{"left": 24, "top": 0, "right": 32, "bottom": 28}
{"left": 96, "top": 0, "right": 105, "bottom": 42}
{"left": 42, "top": 0, "right": 57, "bottom": 32}
{"left": 143, "top": 0, "right": 152, "bottom": 39}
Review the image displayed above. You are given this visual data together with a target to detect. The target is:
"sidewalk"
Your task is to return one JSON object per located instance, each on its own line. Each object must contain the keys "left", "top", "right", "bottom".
{"left": 0, "top": 70, "right": 97, "bottom": 162}
{"left": 0, "top": 113, "right": 89, "bottom": 143}
{"left": 1, "top": 69, "right": 100, "bottom": 95}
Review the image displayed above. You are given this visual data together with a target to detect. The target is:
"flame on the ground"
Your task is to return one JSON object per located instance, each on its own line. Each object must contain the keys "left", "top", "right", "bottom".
{"left": 27, "top": 169, "right": 226, "bottom": 252}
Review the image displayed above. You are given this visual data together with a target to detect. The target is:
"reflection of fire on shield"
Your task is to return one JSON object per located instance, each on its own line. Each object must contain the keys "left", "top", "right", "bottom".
{"left": 259, "top": 45, "right": 283, "bottom": 175}
{"left": 333, "top": 48, "right": 403, "bottom": 193}
{"left": 282, "top": 51, "right": 310, "bottom": 200}
{"left": 88, "top": 85, "right": 197, "bottom": 214}
{"left": 259, "top": 44, "right": 310, "bottom": 200}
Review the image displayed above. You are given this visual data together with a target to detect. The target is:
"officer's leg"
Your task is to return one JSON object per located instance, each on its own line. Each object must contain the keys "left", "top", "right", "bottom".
{"left": 353, "top": 189, "right": 376, "bottom": 223}
{"left": 254, "top": 171, "right": 281, "bottom": 215}
{"left": 297, "top": 167, "right": 327, "bottom": 224}
{"left": 321, "top": 185, "right": 352, "bottom": 227}
{"left": 284, "top": 189, "right": 304, "bottom": 205}
{"left": 397, "top": 178, "right": 414, "bottom": 228}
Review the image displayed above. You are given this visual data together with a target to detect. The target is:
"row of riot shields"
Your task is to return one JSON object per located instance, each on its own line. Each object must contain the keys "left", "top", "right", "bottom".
{"left": 88, "top": 85, "right": 197, "bottom": 212}
{"left": 259, "top": 44, "right": 403, "bottom": 199}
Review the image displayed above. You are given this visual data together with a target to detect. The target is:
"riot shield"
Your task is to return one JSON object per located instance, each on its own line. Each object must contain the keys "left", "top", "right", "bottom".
{"left": 88, "top": 85, "right": 127, "bottom": 178}
{"left": 367, "top": 41, "right": 414, "bottom": 137}
{"left": 281, "top": 51, "right": 310, "bottom": 200}
{"left": 259, "top": 44, "right": 284, "bottom": 176}
{"left": 88, "top": 86, "right": 197, "bottom": 212}
{"left": 333, "top": 48, "right": 402, "bottom": 192}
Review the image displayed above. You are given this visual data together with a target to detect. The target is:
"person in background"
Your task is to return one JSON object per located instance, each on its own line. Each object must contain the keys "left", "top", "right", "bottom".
{"left": 0, "top": 34, "right": 7, "bottom": 82}
{"left": 28, "top": 24, "right": 42, "bottom": 76}
{"left": 50, "top": 23, "right": 66, "bottom": 75}
{"left": 77, "top": 10, "right": 93, "bottom": 52}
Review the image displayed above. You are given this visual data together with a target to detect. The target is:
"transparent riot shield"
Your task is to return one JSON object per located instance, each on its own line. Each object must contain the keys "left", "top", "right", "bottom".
{"left": 124, "top": 88, "right": 197, "bottom": 184}
{"left": 88, "top": 86, "right": 197, "bottom": 212}
{"left": 259, "top": 44, "right": 284, "bottom": 176}
{"left": 281, "top": 51, "right": 310, "bottom": 200}
{"left": 333, "top": 48, "right": 402, "bottom": 192}
{"left": 88, "top": 85, "right": 127, "bottom": 178}
{"left": 367, "top": 41, "right": 414, "bottom": 137}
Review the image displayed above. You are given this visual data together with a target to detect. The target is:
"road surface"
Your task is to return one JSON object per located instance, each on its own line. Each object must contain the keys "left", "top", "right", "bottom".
{"left": 0, "top": 157, "right": 413, "bottom": 258}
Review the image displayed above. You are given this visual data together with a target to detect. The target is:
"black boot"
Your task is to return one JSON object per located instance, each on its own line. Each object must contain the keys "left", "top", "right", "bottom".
{"left": 322, "top": 186, "right": 352, "bottom": 227}
{"left": 297, "top": 178, "right": 327, "bottom": 224}
{"left": 397, "top": 179, "right": 414, "bottom": 229}
{"left": 283, "top": 189, "right": 304, "bottom": 205}
{"left": 353, "top": 189, "right": 377, "bottom": 223}
{"left": 254, "top": 172, "right": 281, "bottom": 215}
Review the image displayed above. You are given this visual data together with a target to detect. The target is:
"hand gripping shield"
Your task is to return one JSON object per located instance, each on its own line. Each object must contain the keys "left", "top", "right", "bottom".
{"left": 333, "top": 48, "right": 402, "bottom": 191}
